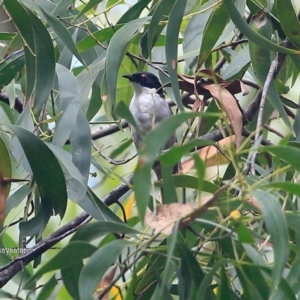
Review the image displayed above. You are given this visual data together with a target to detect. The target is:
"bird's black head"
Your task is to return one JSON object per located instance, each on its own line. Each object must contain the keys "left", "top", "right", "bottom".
{"left": 123, "top": 72, "right": 164, "bottom": 97}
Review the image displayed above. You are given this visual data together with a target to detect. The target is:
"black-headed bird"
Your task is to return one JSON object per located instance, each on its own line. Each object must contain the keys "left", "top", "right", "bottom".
{"left": 123, "top": 71, "right": 177, "bottom": 179}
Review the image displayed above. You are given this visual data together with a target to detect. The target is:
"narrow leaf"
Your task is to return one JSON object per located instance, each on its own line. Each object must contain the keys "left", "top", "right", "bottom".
{"left": 276, "top": 0, "right": 300, "bottom": 49}
{"left": 40, "top": 7, "right": 86, "bottom": 66}
{"left": 223, "top": 0, "right": 300, "bottom": 54}
{"left": 252, "top": 190, "right": 289, "bottom": 291}
{"left": 165, "top": 0, "right": 186, "bottom": 112}
{"left": 79, "top": 240, "right": 132, "bottom": 300}
{"left": 197, "top": 2, "right": 229, "bottom": 68}
{"left": 11, "top": 126, "right": 67, "bottom": 218}
{"left": 106, "top": 17, "right": 151, "bottom": 111}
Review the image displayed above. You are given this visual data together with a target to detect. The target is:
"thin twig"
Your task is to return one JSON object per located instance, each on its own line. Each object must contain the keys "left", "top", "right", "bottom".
{"left": 250, "top": 56, "right": 278, "bottom": 174}
{"left": 92, "top": 140, "right": 137, "bottom": 165}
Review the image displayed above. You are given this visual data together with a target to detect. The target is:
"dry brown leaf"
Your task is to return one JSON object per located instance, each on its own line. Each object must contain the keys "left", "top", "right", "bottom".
{"left": 95, "top": 266, "right": 117, "bottom": 300}
{"left": 202, "top": 84, "right": 243, "bottom": 148}
{"left": 146, "top": 182, "right": 230, "bottom": 236}
{"left": 221, "top": 80, "right": 249, "bottom": 96}
{"left": 0, "top": 173, "right": 29, "bottom": 224}
{"left": 181, "top": 136, "right": 234, "bottom": 173}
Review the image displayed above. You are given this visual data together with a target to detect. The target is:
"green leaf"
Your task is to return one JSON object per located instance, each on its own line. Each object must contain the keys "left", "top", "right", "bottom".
{"left": 260, "top": 145, "right": 300, "bottom": 172}
{"left": 159, "top": 139, "right": 215, "bottom": 166}
{"left": 252, "top": 190, "right": 289, "bottom": 291}
{"left": 117, "top": 0, "right": 151, "bottom": 24}
{"left": 197, "top": 2, "right": 229, "bottom": 68}
{"left": 223, "top": 0, "right": 300, "bottom": 55}
{"left": 61, "top": 263, "right": 83, "bottom": 300}
{"left": 25, "top": 241, "right": 97, "bottom": 288}
{"left": 4, "top": 1, "right": 56, "bottom": 111}
{"left": 71, "top": 221, "right": 139, "bottom": 242}
{"left": 47, "top": 144, "right": 88, "bottom": 202}
{"left": 79, "top": 239, "right": 133, "bottom": 300}
{"left": 0, "top": 290, "right": 23, "bottom": 300}
{"left": 172, "top": 175, "right": 219, "bottom": 193}
{"left": 53, "top": 64, "right": 80, "bottom": 147}
{"left": 182, "top": 2, "right": 214, "bottom": 69}
{"left": 275, "top": 0, "right": 300, "bottom": 49}
{"left": 249, "top": 11, "right": 292, "bottom": 131}
{"left": 0, "top": 53, "right": 25, "bottom": 88}
{"left": 79, "top": 187, "right": 123, "bottom": 223}
{"left": 77, "top": 58, "right": 105, "bottom": 115}
{"left": 39, "top": 7, "right": 86, "bottom": 67}
{"left": 261, "top": 182, "right": 300, "bottom": 197}
{"left": 76, "top": 0, "right": 104, "bottom": 20}
{"left": 3, "top": 0, "right": 35, "bottom": 99}
{"left": 193, "top": 155, "right": 205, "bottom": 192}
{"left": 143, "top": 0, "right": 175, "bottom": 58}
{"left": 27, "top": 9, "right": 55, "bottom": 112}
{"left": 152, "top": 222, "right": 179, "bottom": 299}
{"left": 106, "top": 17, "right": 151, "bottom": 111}
{"left": 36, "top": 275, "right": 58, "bottom": 300}
{"left": 165, "top": 0, "right": 186, "bottom": 112}
{"left": 76, "top": 25, "right": 123, "bottom": 52}
{"left": 0, "top": 133, "right": 12, "bottom": 224}
{"left": 133, "top": 112, "right": 201, "bottom": 221}
{"left": 177, "top": 242, "right": 206, "bottom": 288}
{"left": 197, "top": 258, "right": 226, "bottom": 299}
{"left": 0, "top": 33, "right": 17, "bottom": 40}
{"left": 70, "top": 111, "right": 91, "bottom": 181}
{"left": 5, "top": 184, "right": 31, "bottom": 218}
{"left": 160, "top": 163, "right": 178, "bottom": 204}
{"left": 11, "top": 126, "right": 67, "bottom": 218}
{"left": 19, "top": 200, "right": 52, "bottom": 237}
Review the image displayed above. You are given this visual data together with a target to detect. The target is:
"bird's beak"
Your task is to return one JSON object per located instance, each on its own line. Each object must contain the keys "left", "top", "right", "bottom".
{"left": 123, "top": 74, "right": 134, "bottom": 81}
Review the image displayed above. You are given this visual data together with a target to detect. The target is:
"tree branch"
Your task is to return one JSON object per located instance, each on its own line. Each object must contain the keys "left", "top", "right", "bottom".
{"left": 0, "top": 174, "right": 133, "bottom": 288}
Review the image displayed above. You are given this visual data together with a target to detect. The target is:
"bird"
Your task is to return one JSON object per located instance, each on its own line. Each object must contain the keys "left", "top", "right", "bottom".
{"left": 123, "top": 71, "right": 177, "bottom": 180}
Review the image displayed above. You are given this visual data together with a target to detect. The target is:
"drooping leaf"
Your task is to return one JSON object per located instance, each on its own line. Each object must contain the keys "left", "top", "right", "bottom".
{"left": 78, "top": 239, "right": 133, "bottom": 300}
{"left": 223, "top": 0, "right": 300, "bottom": 55}
{"left": 11, "top": 126, "right": 67, "bottom": 218}
{"left": 117, "top": 0, "right": 151, "bottom": 24}
{"left": 27, "top": 9, "right": 55, "bottom": 112}
{"left": 106, "top": 17, "right": 151, "bottom": 112}
{"left": 52, "top": 64, "right": 80, "bottom": 148}
{"left": 24, "top": 242, "right": 97, "bottom": 288}
{"left": 0, "top": 134, "right": 11, "bottom": 224}
{"left": 275, "top": 0, "right": 300, "bottom": 49}
{"left": 76, "top": 0, "right": 104, "bottom": 20}
{"left": 0, "top": 52, "right": 25, "bottom": 88}
{"left": 252, "top": 190, "right": 289, "bottom": 291}
{"left": 40, "top": 7, "right": 86, "bottom": 66}
{"left": 197, "top": 1, "right": 229, "bottom": 68}
{"left": 165, "top": 0, "right": 186, "bottom": 112}
{"left": 36, "top": 275, "right": 58, "bottom": 300}
{"left": 142, "top": 0, "right": 175, "bottom": 58}
{"left": 249, "top": 10, "right": 293, "bottom": 131}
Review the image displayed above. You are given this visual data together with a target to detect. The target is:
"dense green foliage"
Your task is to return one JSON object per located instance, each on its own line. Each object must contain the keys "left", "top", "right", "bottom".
{"left": 1, "top": 0, "right": 300, "bottom": 299}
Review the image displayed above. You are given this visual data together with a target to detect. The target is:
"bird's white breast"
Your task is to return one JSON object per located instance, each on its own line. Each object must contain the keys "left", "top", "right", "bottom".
{"left": 129, "top": 87, "right": 171, "bottom": 135}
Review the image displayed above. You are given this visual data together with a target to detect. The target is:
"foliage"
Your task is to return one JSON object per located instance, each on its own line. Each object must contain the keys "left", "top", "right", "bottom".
{"left": 0, "top": 0, "right": 300, "bottom": 299}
